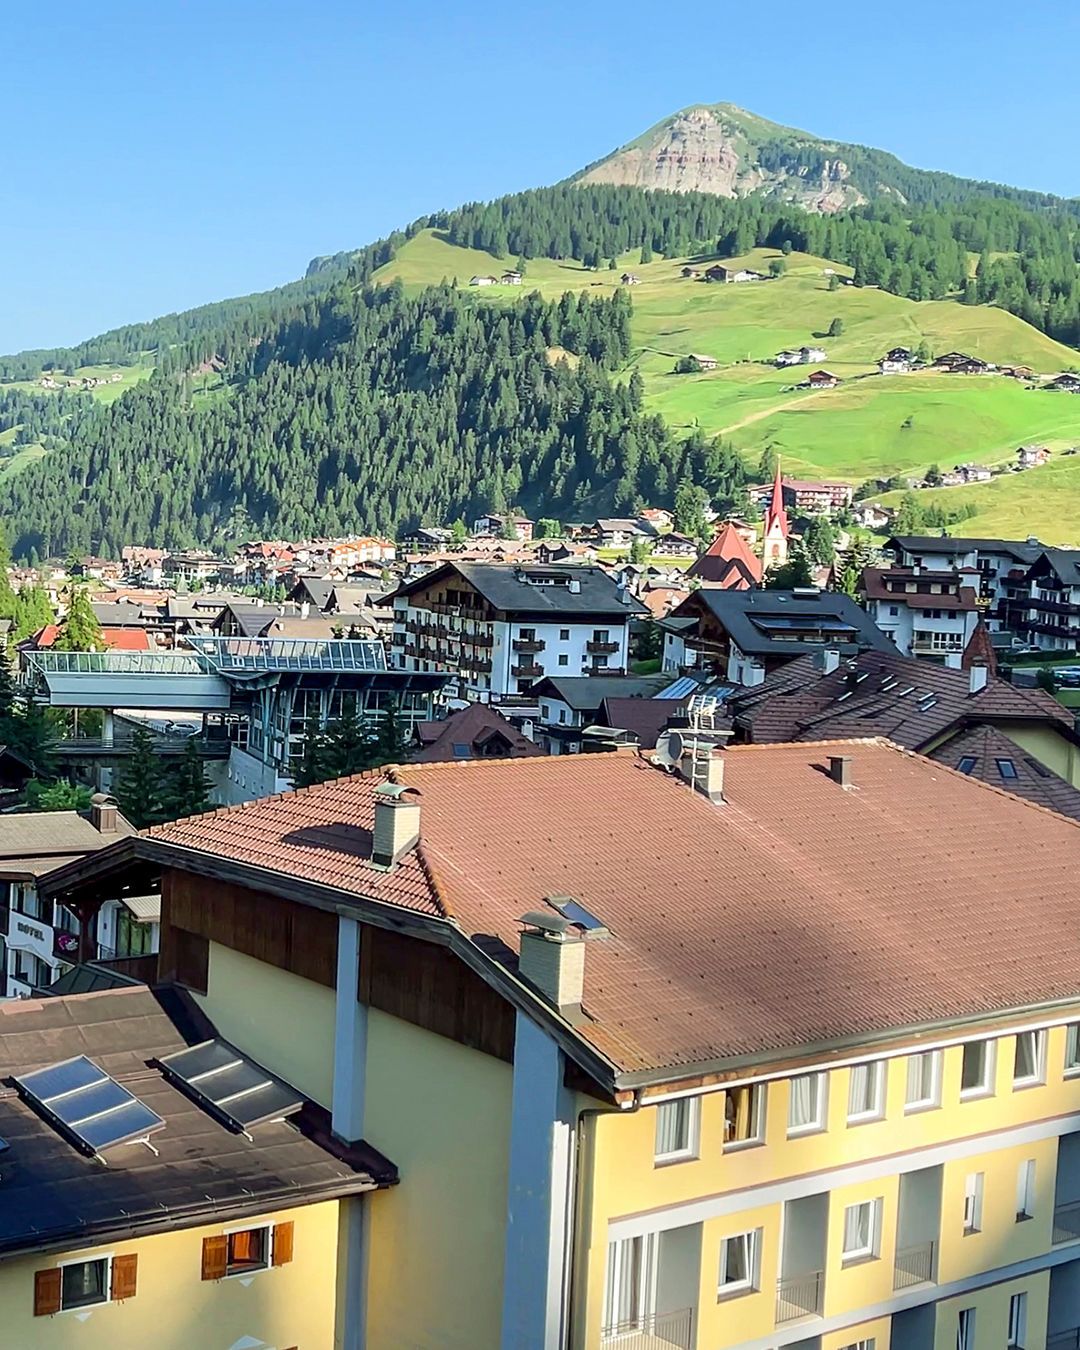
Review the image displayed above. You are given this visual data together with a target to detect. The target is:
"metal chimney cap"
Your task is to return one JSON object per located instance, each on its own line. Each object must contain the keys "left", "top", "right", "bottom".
{"left": 374, "top": 781, "right": 420, "bottom": 801}
{"left": 519, "top": 909, "right": 574, "bottom": 936}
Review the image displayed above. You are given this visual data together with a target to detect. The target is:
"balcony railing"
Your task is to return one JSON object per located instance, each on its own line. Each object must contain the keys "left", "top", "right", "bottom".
{"left": 600, "top": 1307, "right": 693, "bottom": 1350}
{"left": 894, "top": 1239, "right": 935, "bottom": 1289}
{"left": 776, "top": 1270, "right": 823, "bottom": 1324}
{"left": 1053, "top": 1200, "right": 1080, "bottom": 1244}
{"left": 586, "top": 639, "right": 619, "bottom": 654}
{"left": 513, "top": 638, "right": 545, "bottom": 653}
{"left": 511, "top": 662, "right": 543, "bottom": 678}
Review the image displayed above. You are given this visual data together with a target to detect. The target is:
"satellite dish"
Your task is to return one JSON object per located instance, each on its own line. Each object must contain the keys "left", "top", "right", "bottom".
{"left": 651, "top": 732, "right": 681, "bottom": 770}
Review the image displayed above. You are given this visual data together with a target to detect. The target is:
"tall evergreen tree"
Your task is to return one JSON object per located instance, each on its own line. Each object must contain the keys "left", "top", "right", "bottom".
{"left": 164, "top": 737, "right": 214, "bottom": 819}
{"left": 54, "top": 585, "right": 104, "bottom": 652}
{"left": 114, "top": 727, "right": 168, "bottom": 829}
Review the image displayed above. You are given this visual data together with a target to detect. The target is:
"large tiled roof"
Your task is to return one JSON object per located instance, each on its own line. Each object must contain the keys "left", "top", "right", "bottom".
{"left": 862, "top": 567, "right": 978, "bottom": 611}
{"left": 678, "top": 588, "right": 895, "bottom": 658}
{"left": 410, "top": 703, "right": 543, "bottom": 762}
{"left": 530, "top": 674, "right": 670, "bottom": 711}
{"left": 1031, "top": 547, "right": 1080, "bottom": 586}
{"left": 686, "top": 523, "right": 762, "bottom": 588}
{"left": 0, "top": 987, "right": 393, "bottom": 1256}
{"left": 0, "top": 810, "right": 134, "bottom": 876}
{"left": 731, "top": 648, "right": 1072, "bottom": 750}
{"left": 932, "top": 725, "right": 1080, "bottom": 821}
{"left": 886, "top": 535, "right": 1041, "bottom": 562}
{"left": 143, "top": 744, "right": 1080, "bottom": 1082}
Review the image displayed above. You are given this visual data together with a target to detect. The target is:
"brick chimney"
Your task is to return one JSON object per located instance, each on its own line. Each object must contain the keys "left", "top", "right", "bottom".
{"left": 370, "top": 783, "right": 421, "bottom": 868}
{"left": 828, "top": 755, "right": 853, "bottom": 789}
{"left": 518, "top": 912, "right": 586, "bottom": 1016}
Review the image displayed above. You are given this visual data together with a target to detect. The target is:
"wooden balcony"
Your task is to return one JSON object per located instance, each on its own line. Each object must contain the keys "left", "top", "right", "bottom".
{"left": 513, "top": 638, "right": 545, "bottom": 653}
{"left": 511, "top": 662, "right": 543, "bottom": 678}
{"left": 586, "top": 640, "right": 619, "bottom": 654}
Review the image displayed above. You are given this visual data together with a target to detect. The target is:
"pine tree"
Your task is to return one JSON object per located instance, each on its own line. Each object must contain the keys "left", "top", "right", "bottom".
{"left": 164, "top": 737, "right": 214, "bottom": 819}
{"left": 320, "top": 711, "right": 374, "bottom": 780}
{"left": 114, "top": 727, "right": 168, "bottom": 829}
{"left": 54, "top": 585, "right": 103, "bottom": 652}
{"left": 373, "top": 703, "right": 406, "bottom": 768}
{"left": 293, "top": 722, "right": 327, "bottom": 788}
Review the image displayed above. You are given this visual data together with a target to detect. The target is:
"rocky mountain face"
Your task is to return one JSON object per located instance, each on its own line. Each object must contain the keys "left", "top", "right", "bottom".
{"left": 575, "top": 104, "right": 876, "bottom": 213}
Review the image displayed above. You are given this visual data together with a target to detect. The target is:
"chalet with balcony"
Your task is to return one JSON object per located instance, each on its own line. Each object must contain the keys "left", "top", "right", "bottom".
{"left": 1004, "top": 548, "right": 1080, "bottom": 650}
{"left": 387, "top": 561, "right": 647, "bottom": 700}
{"left": 884, "top": 535, "right": 1043, "bottom": 633}
{"left": 861, "top": 565, "right": 981, "bottom": 667}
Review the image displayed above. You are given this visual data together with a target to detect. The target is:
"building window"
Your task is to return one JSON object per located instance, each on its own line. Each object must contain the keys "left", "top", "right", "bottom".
{"left": 956, "top": 755, "right": 977, "bottom": 774}
{"left": 540, "top": 704, "right": 550, "bottom": 720}
{"left": 558, "top": 654, "right": 568, "bottom": 666}
{"left": 1066, "top": 1024, "right": 1080, "bottom": 1075}
{"left": 718, "top": 1228, "right": 761, "bottom": 1296}
{"left": 840, "top": 1342, "right": 876, "bottom": 1350}
{"left": 724, "top": 1083, "right": 766, "bottom": 1147}
{"left": 963, "top": 1173, "right": 984, "bottom": 1234}
{"left": 997, "top": 758, "right": 1018, "bottom": 780}
{"left": 847, "top": 1061, "right": 885, "bottom": 1124}
{"left": 1013, "top": 1030, "right": 1046, "bottom": 1088}
{"left": 603, "top": 1235, "right": 647, "bottom": 1332}
{"left": 1016, "top": 1160, "right": 1036, "bottom": 1222}
{"left": 226, "top": 1226, "right": 269, "bottom": 1276}
{"left": 60, "top": 1258, "right": 110, "bottom": 1310}
{"left": 960, "top": 1039, "right": 995, "bottom": 1097}
{"left": 905, "top": 1051, "right": 942, "bottom": 1111}
{"left": 787, "top": 1072, "right": 827, "bottom": 1135}
{"left": 957, "top": 1308, "right": 976, "bottom": 1350}
{"left": 1008, "top": 1291, "right": 1027, "bottom": 1348}
{"left": 560, "top": 629, "right": 570, "bottom": 641}
{"left": 654, "top": 1098, "right": 699, "bottom": 1164}
{"left": 841, "top": 1199, "right": 880, "bottom": 1262}
{"left": 558, "top": 709, "right": 567, "bottom": 725}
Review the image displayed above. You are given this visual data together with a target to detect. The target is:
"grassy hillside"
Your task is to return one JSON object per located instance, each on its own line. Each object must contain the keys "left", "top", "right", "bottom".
{"left": 372, "top": 231, "right": 1080, "bottom": 516}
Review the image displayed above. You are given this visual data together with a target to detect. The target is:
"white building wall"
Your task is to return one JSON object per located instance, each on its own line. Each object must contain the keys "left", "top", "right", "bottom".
{"left": 221, "top": 744, "right": 292, "bottom": 805}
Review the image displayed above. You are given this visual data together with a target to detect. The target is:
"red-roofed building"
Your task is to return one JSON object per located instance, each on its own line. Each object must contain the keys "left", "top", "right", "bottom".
{"left": 687, "top": 522, "right": 763, "bottom": 589}
{"left": 23, "top": 626, "right": 153, "bottom": 653}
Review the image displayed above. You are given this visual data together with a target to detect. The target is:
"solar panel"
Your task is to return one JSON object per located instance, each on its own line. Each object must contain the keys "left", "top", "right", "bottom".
{"left": 159, "top": 1039, "right": 303, "bottom": 1132}
{"left": 13, "top": 1055, "right": 165, "bottom": 1159}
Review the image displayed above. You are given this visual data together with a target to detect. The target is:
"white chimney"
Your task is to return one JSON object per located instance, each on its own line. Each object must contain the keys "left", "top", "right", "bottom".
{"left": 743, "top": 661, "right": 766, "bottom": 688}
{"left": 969, "top": 663, "right": 989, "bottom": 695}
{"left": 817, "top": 649, "right": 841, "bottom": 675}
{"left": 370, "top": 783, "right": 421, "bottom": 867}
{"left": 301, "top": 601, "right": 311, "bottom": 619}
{"left": 518, "top": 912, "right": 586, "bottom": 1014}
{"left": 568, "top": 577, "right": 581, "bottom": 595}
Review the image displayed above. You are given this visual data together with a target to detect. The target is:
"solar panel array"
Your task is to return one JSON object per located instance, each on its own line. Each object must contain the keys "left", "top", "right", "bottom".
{"left": 14, "top": 1055, "right": 165, "bottom": 1158}
{"left": 159, "top": 1039, "right": 303, "bottom": 1131}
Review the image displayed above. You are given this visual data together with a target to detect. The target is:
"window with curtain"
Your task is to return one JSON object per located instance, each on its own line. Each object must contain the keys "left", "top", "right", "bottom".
{"left": 1013, "top": 1030, "right": 1045, "bottom": 1086}
{"left": 957, "top": 1307, "right": 976, "bottom": 1350}
{"left": 787, "top": 1072, "right": 825, "bottom": 1134}
{"left": 963, "top": 1173, "right": 984, "bottom": 1233}
{"left": 1016, "top": 1159, "right": 1036, "bottom": 1221}
{"left": 718, "top": 1229, "right": 760, "bottom": 1294}
{"left": 905, "top": 1051, "right": 941, "bottom": 1109}
{"left": 60, "top": 1258, "right": 108, "bottom": 1310}
{"left": 603, "top": 1236, "right": 646, "bottom": 1331}
{"left": 841, "top": 1199, "right": 878, "bottom": 1260}
{"left": 654, "top": 1098, "right": 698, "bottom": 1162}
{"left": 1007, "top": 1291, "right": 1027, "bottom": 1348}
{"left": 847, "top": 1062, "right": 884, "bottom": 1122}
{"left": 226, "top": 1227, "right": 269, "bottom": 1275}
{"left": 1066, "top": 1024, "right": 1080, "bottom": 1074}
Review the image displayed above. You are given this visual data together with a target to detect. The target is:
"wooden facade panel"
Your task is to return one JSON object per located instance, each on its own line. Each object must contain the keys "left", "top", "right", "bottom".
{"left": 361, "top": 924, "right": 515, "bottom": 1063}
{"left": 161, "top": 870, "right": 338, "bottom": 989}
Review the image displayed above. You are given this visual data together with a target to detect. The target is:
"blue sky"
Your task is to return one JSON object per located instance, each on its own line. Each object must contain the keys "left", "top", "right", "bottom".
{"left": 3, "top": 0, "right": 1078, "bottom": 353}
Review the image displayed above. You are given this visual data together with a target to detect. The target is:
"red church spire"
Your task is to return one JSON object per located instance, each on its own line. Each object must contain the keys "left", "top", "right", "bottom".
{"left": 764, "top": 458, "right": 789, "bottom": 539}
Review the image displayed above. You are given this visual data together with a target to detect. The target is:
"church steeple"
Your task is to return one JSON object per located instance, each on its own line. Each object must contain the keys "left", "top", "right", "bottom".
{"left": 762, "top": 458, "right": 790, "bottom": 569}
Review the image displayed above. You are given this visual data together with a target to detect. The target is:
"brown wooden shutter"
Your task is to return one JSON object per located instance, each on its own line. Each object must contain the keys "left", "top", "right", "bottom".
{"left": 271, "top": 1220, "right": 294, "bottom": 1267}
{"left": 201, "top": 1234, "right": 228, "bottom": 1281}
{"left": 33, "top": 1268, "right": 61, "bottom": 1317}
{"left": 110, "top": 1253, "right": 138, "bottom": 1301}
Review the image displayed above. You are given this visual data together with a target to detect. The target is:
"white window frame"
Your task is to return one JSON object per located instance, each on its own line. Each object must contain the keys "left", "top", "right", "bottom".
{"left": 1065, "top": 1023, "right": 1080, "bottom": 1076}
{"left": 960, "top": 1039, "right": 996, "bottom": 1099}
{"left": 603, "top": 1234, "right": 654, "bottom": 1333}
{"left": 717, "top": 1227, "right": 761, "bottom": 1297}
{"left": 222, "top": 1222, "right": 273, "bottom": 1278}
{"left": 1013, "top": 1029, "right": 1047, "bottom": 1088}
{"left": 1008, "top": 1290, "right": 1027, "bottom": 1348}
{"left": 904, "top": 1050, "right": 942, "bottom": 1112}
{"left": 839, "top": 1341, "right": 876, "bottom": 1350}
{"left": 787, "top": 1071, "right": 827, "bottom": 1137}
{"left": 56, "top": 1252, "right": 114, "bottom": 1313}
{"left": 847, "top": 1061, "right": 886, "bottom": 1124}
{"left": 1016, "top": 1159, "right": 1036, "bottom": 1222}
{"left": 724, "top": 1082, "right": 767, "bottom": 1149}
{"left": 963, "top": 1173, "right": 984, "bottom": 1234}
{"left": 957, "top": 1307, "right": 976, "bottom": 1350}
{"left": 653, "top": 1096, "right": 700, "bottom": 1165}
{"left": 841, "top": 1198, "right": 880, "bottom": 1262}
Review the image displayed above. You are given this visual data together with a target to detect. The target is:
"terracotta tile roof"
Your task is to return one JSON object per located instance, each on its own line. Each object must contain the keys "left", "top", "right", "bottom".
{"left": 686, "top": 523, "right": 763, "bottom": 588}
{"left": 409, "top": 704, "right": 543, "bottom": 763}
{"left": 145, "top": 743, "right": 1080, "bottom": 1082}
{"left": 861, "top": 566, "right": 978, "bottom": 611}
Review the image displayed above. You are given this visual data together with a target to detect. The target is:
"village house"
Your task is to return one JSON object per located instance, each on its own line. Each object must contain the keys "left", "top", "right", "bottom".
{"left": 1048, "top": 373, "right": 1080, "bottom": 394}
{"left": 686, "top": 522, "right": 763, "bottom": 591}
{"left": 853, "top": 501, "right": 892, "bottom": 529}
{"left": 469, "top": 274, "right": 499, "bottom": 286}
{"left": 470, "top": 513, "right": 535, "bottom": 542}
{"left": 1002, "top": 546, "right": 1080, "bottom": 650}
{"left": 780, "top": 478, "right": 854, "bottom": 513}
{"left": 1018, "top": 444, "right": 1051, "bottom": 470}
{"left": 500, "top": 270, "right": 523, "bottom": 285}
{"left": 408, "top": 702, "right": 542, "bottom": 762}
{"left": 685, "top": 352, "right": 717, "bottom": 371}
{"left": 619, "top": 272, "right": 640, "bottom": 286}
{"left": 803, "top": 369, "right": 841, "bottom": 389}
{"left": 680, "top": 266, "right": 700, "bottom": 278}
{"left": 705, "top": 264, "right": 764, "bottom": 283}
{"left": 530, "top": 673, "right": 669, "bottom": 753}
{"left": 884, "top": 534, "right": 1045, "bottom": 634}
{"left": 387, "top": 560, "right": 646, "bottom": 700}
{"left": 637, "top": 507, "right": 675, "bottom": 533}
{"left": 934, "top": 351, "right": 993, "bottom": 375}
{"left": 37, "top": 743, "right": 1080, "bottom": 1347}
{"left": 776, "top": 345, "right": 827, "bottom": 367}
{"left": 648, "top": 531, "right": 697, "bottom": 558}
{"left": 879, "top": 346, "right": 915, "bottom": 374}
{"left": 591, "top": 518, "right": 646, "bottom": 548}
{"left": 860, "top": 564, "right": 982, "bottom": 667}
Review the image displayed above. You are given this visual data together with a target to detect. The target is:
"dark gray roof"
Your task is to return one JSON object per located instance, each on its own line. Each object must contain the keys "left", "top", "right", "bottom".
{"left": 932, "top": 725, "right": 1080, "bottom": 822}
{"left": 394, "top": 562, "right": 648, "bottom": 618}
{"left": 683, "top": 589, "right": 895, "bottom": 659}
{"left": 91, "top": 603, "right": 162, "bottom": 627}
{"left": 1028, "top": 547, "right": 1080, "bottom": 586}
{"left": 289, "top": 576, "right": 335, "bottom": 610}
{"left": 531, "top": 674, "right": 670, "bottom": 712}
{"left": 886, "top": 535, "right": 1042, "bottom": 563}
{"left": 41, "top": 962, "right": 145, "bottom": 997}
{"left": 0, "top": 986, "right": 395, "bottom": 1257}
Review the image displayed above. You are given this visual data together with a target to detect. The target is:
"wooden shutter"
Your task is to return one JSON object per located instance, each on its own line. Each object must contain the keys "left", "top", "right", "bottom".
{"left": 110, "top": 1253, "right": 138, "bottom": 1301}
{"left": 201, "top": 1234, "right": 228, "bottom": 1281}
{"left": 33, "top": 1268, "right": 62, "bottom": 1317}
{"left": 271, "top": 1221, "right": 294, "bottom": 1267}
